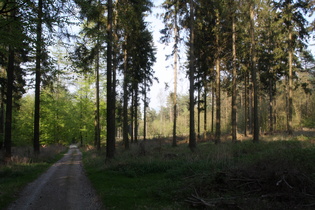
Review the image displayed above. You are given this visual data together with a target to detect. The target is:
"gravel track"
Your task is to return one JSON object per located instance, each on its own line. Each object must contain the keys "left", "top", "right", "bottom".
{"left": 7, "top": 146, "right": 104, "bottom": 210}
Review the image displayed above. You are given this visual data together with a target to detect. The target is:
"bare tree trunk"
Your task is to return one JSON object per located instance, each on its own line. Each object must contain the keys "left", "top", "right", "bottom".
{"left": 211, "top": 84, "right": 214, "bottom": 134}
{"left": 123, "top": 43, "right": 129, "bottom": 149}
{"left": 197, "top": 84, "right": 201, "bottom": 141}
{"left": 215, "top": 10, "right": 221, "bottom": 144}
{"left": 203, "top": 86, "right": 207, "bottom": 141}
{"left": 34, "top": 0, "right": 42, "bottom": 155}
{"left": 244, "top": 73, "right": 248, "bottom": 137}
{"left": 250, "top": 2, "right": 259, "bottom": 142}
{"left": 288, "top": 29, "right": 293, "bottom": 135}
{"left": 0, "top": 87, "right": 4, "bottom": 150}
{"left": 95, "top": 46, "right": 101, "bottom": 150}
{"left": 231, "top": 13, "right": 237, "bottom": 142}
{"left": 143, "top": 79, "right": 147, "bottom": 141}
{"left": 172, "top": 0, "right": 178, "bottom": 147}
{"left": 134, "top": 88, "right": 138, "bottom": 144}
{"left": 130, "top": 91, "right": 134, "bottom": 143}
{"left": 4, "top": 46, "right": 14, "bottom": 159}
{"left": 189, "top": 0, "right": 196, "bottom": 150}
{"left": 269, "top": 75, "right": 274, "bottom": 134}
{"left": 106, "top": 0, "right": 115, "bottom": 159}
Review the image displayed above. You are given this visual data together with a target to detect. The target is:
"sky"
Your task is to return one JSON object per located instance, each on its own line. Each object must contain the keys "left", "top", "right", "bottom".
{"left": 145, "top": 0, "right": 189, "bottom": 111}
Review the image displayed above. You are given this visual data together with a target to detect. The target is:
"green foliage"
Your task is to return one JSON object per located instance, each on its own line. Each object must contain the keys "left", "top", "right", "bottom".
{"left": 83, "top": 139, "right": 315, "bottom": 209}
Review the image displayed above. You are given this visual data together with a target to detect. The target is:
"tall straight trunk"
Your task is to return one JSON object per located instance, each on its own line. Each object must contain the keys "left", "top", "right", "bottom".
{"left": 211, "top": 84, "right": 214, "bottom": 134}
{"left": 4, "top": 46, "right": 14, "bottom": 159}
{"left": 106, "top": 0, "right": 115, "bottom": 159}
{"left": 269, "top": 75, "right": 274, "bottom": 134}
{"left": 143, "top": 79, "right": 147, "bottom": 141}
{"left": 189, "top": 0, "right": 196, "bottom": 150}
{"left": 130, "top": 91, "right": 134, "bottom": 143}
{"left": 215, "top": 10, "right": 221, "bottom": 144}
{"left": 231, "top": 13, "right": 237, "bottom": 142}
{"left": 134, "top": 88, "right": 138, "bottom": 143}
{"left": 34, "top": 0, "right": 43, "bottom": 154}
{"left": 203, "top": 87, "right": 207, "bottom": 140}
{"left": 95, "top": 40, "right": 101, "bottom": 150}
{"left": 123, "top": 44, "right": 129, "bottom": 149}
{"left": 172, "top": 1, "right": 178, "bottom": 147}
{"left": 244, "top": 73, "right": 248, "bottom": 137}
{"left": 112, "top": 0, "right": 118, "bottom": 141}
{"left": 197, "top": 84, "right": 201, "bottom": 140}
{"left": 80, "top": 94, "right": 83, "bottom": 147}
{"left": 250, "top": 2, "right": 259, "bottom": 142}
{"left": 288, "top": 29, "right": 293, "bottom": 135}
{"left": 0, "top": 88, "right": 4, "bottom": 150}
{"left": 215, "top": 58, "right": 221, "bottom": 144}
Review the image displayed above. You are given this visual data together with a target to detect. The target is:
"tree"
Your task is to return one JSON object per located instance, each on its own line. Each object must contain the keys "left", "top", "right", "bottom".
{"left": 188, "top": 0, "right": 196, "bottom": 150}
{"left": 1, "top": 0, "right": 27, "bottom": 159}
{"left": 273, "top": 0, "right": 313, "bottom": 134}
{"left": 106, "top": 0, "right": 115, "bottom": 159}
{"left": 161, "top": 0, "right": 182, "bottom": 147}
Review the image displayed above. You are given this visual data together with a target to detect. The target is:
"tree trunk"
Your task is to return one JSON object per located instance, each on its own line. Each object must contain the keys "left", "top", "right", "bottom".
{"left": 288, "top": 29, "right": 293, "bottom": 135}
{"left": 197, "top": 84, "right": 201, "bottom": 141}
{"left": 250, "top": 2, "right": 259, "bottom": 142}
{"left": 0, "top": 88, "right": 4, "bottom": 150}
{"left": 203, "top": 86, "right": 207, "bottom": 141}
{"left": 244, "top": 73, "right": 248, "bottom": 137}
{"left": 215, "top": 10, "right": 221, "bottom": 144}
{"left": 269, "top": 74, "right": 274, "bottom": 134}
{"left": 123, "top": 44, "right": 129, "bottom": 149}
{"left": 215, "top": 58, "right": 221, "bottom": 144}
{"left": 4, "top": 46, "right": 14, "bottom": 159}
{"left": 143, "top": 79, "right": 147, "bottom": 141}
{"left": 106, "top": 0, "right": 115, "bottom": 159}
{"left": 130, "top": 91, "right": 134, "bottom": 143}
{"left": 172, "top": 1, "right": 178, "bottom": 147}
{"left": 231, "top": 13, "right": 237, "bottom": 142}
{"left": 134, "top": 88, "right": 138, "bottom": 144}
{"left": 34, "top": 0, "right": 43, "bottom": 155}
{"left": 95, "top": 45, "right": 101, "bottom": 150}
{"left": 189, "top": 0, "right": 196, "bottom": 150}
{"left": 211, "top": 84, "right": 214, "bottom": 134}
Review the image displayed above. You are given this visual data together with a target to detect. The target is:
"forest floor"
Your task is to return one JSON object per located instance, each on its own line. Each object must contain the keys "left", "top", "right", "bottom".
{"left": 83, "top": 129, "right": 315, "bottom": 209}
{"left": 5, "top": 145, "right": 104, "bottom": 210}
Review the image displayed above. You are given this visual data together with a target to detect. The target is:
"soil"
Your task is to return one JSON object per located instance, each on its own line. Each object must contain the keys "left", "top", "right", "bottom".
{"left": 7, "top": 146, "right": 104, "bottom": 210}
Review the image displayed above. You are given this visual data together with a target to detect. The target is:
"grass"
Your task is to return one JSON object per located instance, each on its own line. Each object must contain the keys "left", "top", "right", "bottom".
{"left": 83, "top": 137, "right": 315, "bottom": 209}
{"left": 0, "top": 145, "right": 67, "bottom": 209}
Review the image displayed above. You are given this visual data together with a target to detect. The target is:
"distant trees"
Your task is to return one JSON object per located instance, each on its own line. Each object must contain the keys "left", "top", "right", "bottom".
{"left": 1, "top": 0, "right": 315, "bottom": 156}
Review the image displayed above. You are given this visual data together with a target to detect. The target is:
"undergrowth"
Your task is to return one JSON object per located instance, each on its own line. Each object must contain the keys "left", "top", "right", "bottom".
{"left": 82, "top": 139, "right": 315, "bottom": 209}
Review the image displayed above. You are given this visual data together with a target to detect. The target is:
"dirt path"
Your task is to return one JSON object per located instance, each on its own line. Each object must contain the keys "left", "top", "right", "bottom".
{"left": 7, "top": 146, "right": 104, "bottom": 210}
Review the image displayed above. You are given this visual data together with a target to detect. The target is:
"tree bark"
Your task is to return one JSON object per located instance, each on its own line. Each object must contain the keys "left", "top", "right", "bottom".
{"left": 4, "top": 46, "right": 14, "bottom": 159}
{"left": 143, "top": 79, "right": 147, "bottom": 141}
{"left": 106, "top": 0, "right": 115, "bottom": 159}
{"left": 134, "top": 88, "right": 138, "bottom": 144}
{"left": 95, "top": 43, "right": 100, "bottom": 150}
{"left": 231, "top": 12, "right": 237, "bottom": 142}
{"left": 203, "top": 86, "right": 207, "bottom": 141}
{"left": 172, "top": 0, "right": 178, "bottom": 147}
{"left": 215, "top": 10, "right": 221, "bottom": 144}
{"left": 250, "top": 1, "right": 259, "bottom": 142}
{"left": 288, "top": 29, "right": 293, "bottom": 135}
{"left": 34, "top": 0, "right": 43, "bottom": 155}
{"left": 123, "top": 43, "right": 129, "bottom": 149}
{"left": 189, "top": 0, "right": 196, "bottom": 150}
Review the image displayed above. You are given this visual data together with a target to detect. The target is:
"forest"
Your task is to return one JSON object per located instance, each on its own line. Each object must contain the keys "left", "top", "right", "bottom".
{"left": 1, "top": 0, "right": 315, "bottom": 157}
{"left": 2, "top": 0, "right": 315, "bottom": 209}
